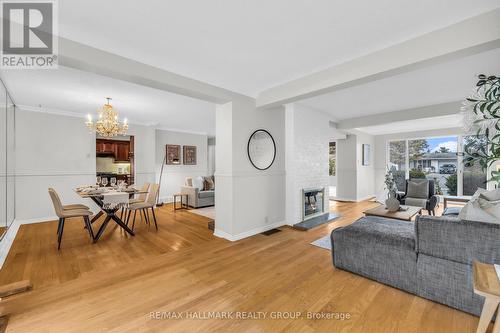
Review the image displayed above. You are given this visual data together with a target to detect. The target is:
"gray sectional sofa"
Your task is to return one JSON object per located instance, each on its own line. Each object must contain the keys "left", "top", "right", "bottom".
{"left": 331, "top": 214, "right": 500, "bottom": 316}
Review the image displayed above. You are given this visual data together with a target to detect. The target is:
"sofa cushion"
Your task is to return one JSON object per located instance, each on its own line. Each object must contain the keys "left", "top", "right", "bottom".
{"left": 405, "top": 197, "right": 427, "bottom": 208}
{"left": 332, "top": 216, "right": 417, "bottom": 293}
{"left": 198, "top": 190, "right": 214, "bottom": 198}
{"left": 192, "top": 176, "right": 204, "bottom": 190}
{"left": 479, "top": 188, "right": 500, "bottom": 201}
{"left": 477, "top": 198, "right": 500, "bottom": 221}
{"left": 459, "top": 200, "right": 498, "bottom": 223}
{"left": 415, "top": 214, "right": 500, "bottom": 265}
{"left": 407, "top": 180, "right": 429, "bottom": 199}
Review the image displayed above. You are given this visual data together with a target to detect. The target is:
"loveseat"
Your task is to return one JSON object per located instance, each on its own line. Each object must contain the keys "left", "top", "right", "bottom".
{"left": 331, "top": 214, "right": 500, "bottom": 316}
{"left": 180, "top": 176, "right": 215, "bottom": 208}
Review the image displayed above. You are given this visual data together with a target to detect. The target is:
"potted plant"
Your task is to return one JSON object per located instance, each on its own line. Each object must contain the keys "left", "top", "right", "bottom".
{"left": 384, "top": 168, "right": 400, "bottom": 212}
{"left": 462, "top": 74, "right": 500, "bottom": 185}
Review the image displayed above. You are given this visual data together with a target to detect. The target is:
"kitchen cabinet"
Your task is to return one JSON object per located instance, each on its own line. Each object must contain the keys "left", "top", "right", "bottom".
{"left": 115, "top": 142, "right": 130, "bottom": 162}
{"left": 96, "top": 139, "right": 130, "bottom": 161}
{"left": 96, "top": 140, "right": 115, "bottom": 154}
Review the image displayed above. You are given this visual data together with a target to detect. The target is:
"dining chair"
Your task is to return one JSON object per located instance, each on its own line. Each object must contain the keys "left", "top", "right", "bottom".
{"left": 126, "top": 183, "right": 159, "bottom": 231}
{"left": 129, "top": 183, "right": 150, "bottom": 204}
{"left": 48, "top": 188, "right": 94, "bottom": 250}
{"left": 120, "top": 183, "right": 150, "bottom": 219}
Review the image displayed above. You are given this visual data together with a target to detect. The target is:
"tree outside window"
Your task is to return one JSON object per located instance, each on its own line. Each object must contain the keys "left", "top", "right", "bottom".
{"left": 329, "top": 142, "right": 336, "bottom": 176}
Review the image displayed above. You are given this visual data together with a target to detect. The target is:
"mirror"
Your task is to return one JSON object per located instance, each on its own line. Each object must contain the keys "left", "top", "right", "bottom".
{"left": 247, "top": 129, "right": 276, "bottom": 170}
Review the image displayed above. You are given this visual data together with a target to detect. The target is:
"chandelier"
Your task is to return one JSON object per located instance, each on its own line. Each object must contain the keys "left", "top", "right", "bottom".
{"left": 85, "top": 97, "right": 128, "bottom": 137}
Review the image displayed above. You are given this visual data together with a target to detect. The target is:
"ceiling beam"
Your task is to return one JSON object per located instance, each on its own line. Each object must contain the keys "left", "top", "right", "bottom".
{"left": 337, "top": 101, "right": 462, "bottom": 130}
{"left": 58, "top": 38, "right": 253, "bottom": 105}
{"left": 256, "top": 9, "right": 500, "bottom": 108}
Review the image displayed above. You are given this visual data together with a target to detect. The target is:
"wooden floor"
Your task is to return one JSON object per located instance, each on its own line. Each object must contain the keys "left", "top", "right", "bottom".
{"left": 0, "top": 201, "right": 481, "bottom": 332}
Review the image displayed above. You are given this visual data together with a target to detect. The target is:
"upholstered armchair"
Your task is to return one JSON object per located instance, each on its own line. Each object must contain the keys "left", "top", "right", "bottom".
{"left": 398, "top": 179, "right": 438, "bottom": 215}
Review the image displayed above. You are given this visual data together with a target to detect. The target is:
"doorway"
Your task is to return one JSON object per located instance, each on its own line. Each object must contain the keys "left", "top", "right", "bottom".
{"left": 329, "top": 141, "right": 337, "bottom": 198}
{"left": 96, "top": 135, "right": 135, "bottom": 186}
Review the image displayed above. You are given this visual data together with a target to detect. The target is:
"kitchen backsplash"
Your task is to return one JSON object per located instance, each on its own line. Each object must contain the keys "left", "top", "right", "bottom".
{"left": 96, "top": 157, "right": 131, "bottom": 174}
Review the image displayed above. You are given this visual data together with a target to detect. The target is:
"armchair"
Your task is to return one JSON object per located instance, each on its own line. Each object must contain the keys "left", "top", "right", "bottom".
{"left": 398, "top": 179, "right": 438, "bottom": 215}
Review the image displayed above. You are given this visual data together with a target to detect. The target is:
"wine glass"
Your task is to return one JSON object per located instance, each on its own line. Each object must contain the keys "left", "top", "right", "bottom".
{"left": 110, "top": 177, "right": 117, "bottom": 187}
{"left": 101, "top": 178, "right": 108, "bottom": 187}
{"left": 96, "top": 176, "right": 101, "bottom": 186}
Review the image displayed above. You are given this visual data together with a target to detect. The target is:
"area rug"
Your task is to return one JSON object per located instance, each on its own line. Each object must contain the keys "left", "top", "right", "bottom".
{"left": 310, "top": 234, "right": 332, "bottom": 250}
{"left": 189, "top": 206, "right": 215, "bottom": 220}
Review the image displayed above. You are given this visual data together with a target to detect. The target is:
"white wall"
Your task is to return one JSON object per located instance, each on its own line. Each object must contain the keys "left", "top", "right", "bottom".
{"left": 336, "top": 134, "right": 357, "bottom": 201}
{"left": 214, "top": 99, "right": 286, "bottom": 240}
{"left": 15, "top": 109, "right": 155, "bottom": 222}
{"left": 356, "top": 132, "right": 375, "bottom": 201}
{"left": 285, "top": 103, "right": 331, "bottom": 225}
{"left": 335, "top": 131, "right": 376, "bottom": 201}
{"left": 155, "top": 129, "right": 210, "bottom": 203}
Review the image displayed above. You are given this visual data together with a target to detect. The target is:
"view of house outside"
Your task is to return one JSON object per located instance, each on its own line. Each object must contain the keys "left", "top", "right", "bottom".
{"left": 388, "top": 136, "right": 487, "bottom": 196}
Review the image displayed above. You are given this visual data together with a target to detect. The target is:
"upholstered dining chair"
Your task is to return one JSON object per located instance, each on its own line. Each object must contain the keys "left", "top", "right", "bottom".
{"left": 119, "top": 183, "right": 150, "bottom": 219}
{"left": 48, "top": 188, "right": 94, "bottom": 250}
{"left": 129, "top": 183, "right": 150, "bottom": 204}
{"left": 125, "top": 183, "right": 159, "bottom": 231}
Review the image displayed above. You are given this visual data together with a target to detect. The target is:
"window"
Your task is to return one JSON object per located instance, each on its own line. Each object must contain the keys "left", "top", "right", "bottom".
{"left": 388, "top": 140, "right": 406, "bottom": 191}
{"left": 329, "top": 142, "right": 336, "bottom": 176}
{"left": 387, "top": 136, "right": 482, "bottom": 196}
{"left": 463, "top": 135, "right": 487, "bottom": 195}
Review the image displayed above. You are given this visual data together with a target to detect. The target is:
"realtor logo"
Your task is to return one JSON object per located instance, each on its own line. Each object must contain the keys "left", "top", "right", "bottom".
{"left": 1, "top": 0, "right": 58, "bottom": 68}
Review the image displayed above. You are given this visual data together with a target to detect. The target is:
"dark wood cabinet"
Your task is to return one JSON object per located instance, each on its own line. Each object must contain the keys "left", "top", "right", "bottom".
{"left": 115, "top": 142, "right": 130, "bottom": 162}
{"left": 96, "top": 139, "right": 130, "bottom": 162}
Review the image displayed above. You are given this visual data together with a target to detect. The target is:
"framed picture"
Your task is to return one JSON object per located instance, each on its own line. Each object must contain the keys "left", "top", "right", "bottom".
{"left": 362, "top": 144, "right": 371, "bottom": 166}
{"left": 183, "top": 145, "right": 197, "bottom": 165}
{"left": 166, "top": 144, "right": 181, "bottom": 165}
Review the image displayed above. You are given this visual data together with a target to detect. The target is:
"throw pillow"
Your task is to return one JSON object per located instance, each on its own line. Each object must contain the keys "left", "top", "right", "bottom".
{"left": 192, "top": 176, "right": 204, "bottom": 190}
{"left": 477, "top": 198, "right": 500, "bottom": 221}
{"left": 204, "top": 177, "right": 215, "bottom": 190}
{"left": 459, "top": 200, "right": 498, "bottom": 223}
{"left": 471, "top": 188, "right": 488, "bottom": 201}
{"left": 407, "top": 180, "right": 429, "bottom": 199}
{"left": 479, "top": 189, "right": 500, "bottom": 202}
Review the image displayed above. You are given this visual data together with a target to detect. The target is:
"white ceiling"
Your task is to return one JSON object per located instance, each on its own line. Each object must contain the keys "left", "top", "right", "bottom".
{"left": 58, "top": 0, "right": 500, "bottom": 97}
{"left": 355, "top": 114, "right": 464, "bottom": 136}
{"left": 1, "top": 67, "right": 216, "bottom": 135}
{"left": 299, "top": 48, "right": 500, "bottom": 120}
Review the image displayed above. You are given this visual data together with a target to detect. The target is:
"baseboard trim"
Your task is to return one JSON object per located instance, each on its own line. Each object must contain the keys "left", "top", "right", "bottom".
{"left": 214, "top": 221, "right": 286, "bottom": 242}
{"left": 15, "top": 216, "right": 58, "bottom": 225}
{"left": 159, "top": 196, "right": 174, "bottom": 204}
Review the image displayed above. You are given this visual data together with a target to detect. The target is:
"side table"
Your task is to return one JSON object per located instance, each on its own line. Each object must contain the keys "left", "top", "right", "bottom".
{"left": 173, "top": 193, "right": 189, "bottom": 211}
{"left": 473, "top": 261, "right": 500, "bottom": 333}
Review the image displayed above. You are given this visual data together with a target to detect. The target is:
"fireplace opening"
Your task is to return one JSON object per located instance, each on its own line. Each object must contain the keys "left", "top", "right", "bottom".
{"left": 302, "top": 187, "right": 325, "bottom": 221}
